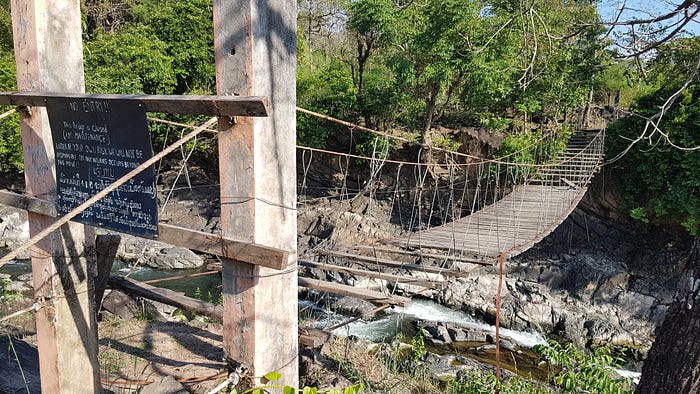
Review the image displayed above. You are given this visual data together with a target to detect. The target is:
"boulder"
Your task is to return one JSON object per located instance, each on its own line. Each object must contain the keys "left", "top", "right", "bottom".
{"left": 118, "top": 235, "right": 204, "bottom": 269}
{"left": 0, "top": 207, "right": 31, "bottom": 259}
{"left": 436, "top": 249, "right": 671, "bottom": 356}
{"left": 330, "top": 296, "right": 376, "bottom": 317}
{"left": 139, "top": 375, "right": 188, "bottom": 394}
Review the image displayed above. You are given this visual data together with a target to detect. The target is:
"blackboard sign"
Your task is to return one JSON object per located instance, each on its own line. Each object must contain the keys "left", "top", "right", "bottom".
{"left": 46, "top": 98, "right": 158, "bottom": 238}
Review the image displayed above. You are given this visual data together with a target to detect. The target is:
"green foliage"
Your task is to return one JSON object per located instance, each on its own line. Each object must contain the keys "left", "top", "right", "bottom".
{"left": 448, "top": 370, "right": 546, "bottom": 394}
{"left": 534, "top": 341, "right": 634, "bottom": 394}
{"left": 0, "top": 2, "right": 22, "bottom": 174}
{"left": 448, "top": 341, "right": 633, "bottom": 394}
{"left": 230, "top": 371, "right": 363, "bottom": 394}
{"left": 593, "top": 61, "right": 654, "bottom": 108}
{"left": 130, "top": 0, "right": 214, "bottom": 93}
{"left": 410, "top": 329, "right": 427, "bottom": 362}
{"left": 432, "top": 134, "right": 461, "bottom": 152}
{"left": 0, "top": 107, "right": 22, "bottom": 173}
{"left": 608, "top": 37, "right": 700, "bottom": 234}
{"left": 263, "top": 371, "right": 282, "bottom": 382}
{"left": 297, "top": 59, "right": 358, "bottom": 148}
{"left": 495, "top": 126, "right": 572, "bottom": 167}
{"left": 84, "top": 24, "right": 177, "bottom": 94}
{"left": 0, "top": 276, "right": 22, "bottom": 303}
{"left": 629, "top": 207, "right": 650, "bottom": 223}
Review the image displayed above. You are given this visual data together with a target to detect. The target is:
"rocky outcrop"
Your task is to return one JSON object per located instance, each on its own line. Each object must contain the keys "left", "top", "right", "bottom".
{"left": 0, "top": 206, "right": 30, "bottom": 259}
{"left": 117, "top": 234, "right": 204, "bottom": 269}
{"left": 437, "top": 249, "right": 678, "bottom": 356}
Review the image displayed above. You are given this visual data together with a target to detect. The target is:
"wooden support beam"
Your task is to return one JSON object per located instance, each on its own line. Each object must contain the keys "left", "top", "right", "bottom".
{"left": 338, "top": 244, "right": 493, "bottom": 265}
{"left": 0, "top": 190, "right": 56, "bottom": 216}
{"left": 0, "top": 190, "right": 290, "bottom": 268}
{"left": 561, "top": 178, "right": 578, "bottom": 188}
{"left": 0, "top": 91, "right": 270, "bottom": 117}
{"left": 299, "top": 328, "right": 332, "bottom": 348}
{"left": 316, "top": 249, "right": 467, "bottom": 277}
{"left": 158, "top": 224, "right": 289, "bottom": 269}
{"left": 10, "top": 1, "right": 99, "bottom": 392}
{"left": 107, "top": 276, "right": 224, "bottom": 320}
{"left": 298, "top": 277, "right": 410, "bottom": 307}
{"left": 94, "top": 235, "right": 121, "bottom": 316}
{"left": 214, "top": 0, "right": 298, "bottom": 387}
{"left": 299, "top": 259, "right": 444, "bottom": 288}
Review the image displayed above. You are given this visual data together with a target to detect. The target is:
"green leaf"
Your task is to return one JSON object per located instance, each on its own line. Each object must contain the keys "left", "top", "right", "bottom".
{"left": 283, "top": 386, "right": 296, "bottom": 394}
{"left": 302, "top": 387, "right": 317, "bottom": 394}
{"left": 263, "top": 371, "right": 282, "bottom": 382}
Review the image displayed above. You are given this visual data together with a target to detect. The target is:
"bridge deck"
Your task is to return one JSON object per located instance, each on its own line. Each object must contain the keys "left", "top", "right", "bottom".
{"left": 384, "top": 184, "right": 585, "bottom": 258}
{"left": 383, "top": 130, "right": 605, "bottom": 259}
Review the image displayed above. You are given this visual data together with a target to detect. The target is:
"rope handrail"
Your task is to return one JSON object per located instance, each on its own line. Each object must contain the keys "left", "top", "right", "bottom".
{"left": 147, "top": 113, "right": 604, "bottom": 169}
{"left": 296, "top": 106, "right": 574, "bottom": 166}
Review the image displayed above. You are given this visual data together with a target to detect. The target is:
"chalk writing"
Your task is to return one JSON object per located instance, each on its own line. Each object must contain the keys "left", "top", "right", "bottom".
{"left": 46, "top": 98, "right": 158, "bottom": 238}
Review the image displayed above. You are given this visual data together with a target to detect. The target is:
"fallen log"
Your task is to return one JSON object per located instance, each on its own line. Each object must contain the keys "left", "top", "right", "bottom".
{"left": 107, "top": 276, "right": 223, "bottom": 320}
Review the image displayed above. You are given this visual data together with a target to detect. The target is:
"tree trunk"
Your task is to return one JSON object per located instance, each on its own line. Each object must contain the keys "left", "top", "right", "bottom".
{"left": 636, "top": 232, "right": 700, "bottom": 393}
{"left": 354, "top": 37, "right": 374, "bottom": 128}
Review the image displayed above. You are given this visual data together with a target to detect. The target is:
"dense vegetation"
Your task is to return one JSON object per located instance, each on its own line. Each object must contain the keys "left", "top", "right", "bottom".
{"left": 0, "top": 0, "right": 697, "bottom": 233}
{"left": 607, "top": 38, "right": 700, "bottom": 234}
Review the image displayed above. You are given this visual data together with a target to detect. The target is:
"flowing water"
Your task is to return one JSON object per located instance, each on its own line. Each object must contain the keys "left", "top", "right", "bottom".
{"left": 1, "top": 258, "right": 641, "bottom": 382}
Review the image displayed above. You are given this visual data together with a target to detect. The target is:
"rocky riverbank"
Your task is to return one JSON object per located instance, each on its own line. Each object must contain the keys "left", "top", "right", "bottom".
{"left": 1, "top": 189, "right": 688, "bottom": 361}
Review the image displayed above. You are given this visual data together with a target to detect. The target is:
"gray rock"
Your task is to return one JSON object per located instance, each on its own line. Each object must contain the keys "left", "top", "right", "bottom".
{"left": 101, "top": 290, "right": 163, "bottom": 321}
{"left": 101, "top": 290, "right": 136, "bottom": 320}
{"left": 0, "top": 207, "right": 31, "bottom": 259}
{"left": 420, "top": 322, "right": 453, "bottom": 345}
{"left": 9, "top": 280, "right": 30, "bottom": 293}
{"left": 446, "top": 326, "right": 490, "bottom": 342}
{"left": 330, "top": 296, "right": 375, "bottom": 317}
{"left": 118, "top": 235, "right": 203, "bottom": 269}
{"left": 436, "top": 249, "right": 668, "bottom": 356}
{"left": 139, "top": 375, "right": 189, "bottom": 394}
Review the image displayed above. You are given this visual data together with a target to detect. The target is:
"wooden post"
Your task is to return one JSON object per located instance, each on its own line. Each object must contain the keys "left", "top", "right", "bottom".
{"left": 213, "top": 0, "right": 298, "bottom": 387}
{"left": 10, "top": 1, "right": 100, "bottom": 392}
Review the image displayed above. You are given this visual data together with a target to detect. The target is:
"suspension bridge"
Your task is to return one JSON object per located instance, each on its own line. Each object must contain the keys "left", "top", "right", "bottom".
{"left": 296, "top": 118, "right": 605, "bottom": 306}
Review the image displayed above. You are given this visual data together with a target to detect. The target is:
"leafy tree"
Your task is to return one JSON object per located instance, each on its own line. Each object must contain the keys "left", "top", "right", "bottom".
{"left": 130, "top": 0, "right": 214, "bottom": 93}
{"left": 604, "top": 34, "right": 700, "bottom": 393}
{"left": 84, "top": 24, "right": 177, "bottom": 94}
{"left": 0, "top": 0, "right": 21, "bottom": 173}
{"left": 297, "top": 59, "right": 357, "bottom": 147}
{"left": 608, "top": 37, "right": 700, "bottom": 234}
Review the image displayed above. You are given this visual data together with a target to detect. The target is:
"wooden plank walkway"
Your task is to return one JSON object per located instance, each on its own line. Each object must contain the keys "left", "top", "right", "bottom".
{"left": 384, "top": 184, "right": 585, "bottom": 258}
{"left": 383, "top": 130, "right": 604, "bottom": 259}
{"left": 298, "top": 129, "right": 604, "bottom": 303}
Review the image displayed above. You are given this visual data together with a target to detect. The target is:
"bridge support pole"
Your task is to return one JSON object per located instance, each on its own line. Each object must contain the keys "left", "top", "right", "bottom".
{"left": 10, "top": 1, "right": 100, "bottom": 392}
{"left": 214, "top": 0, "right": 298, "bottom": 388}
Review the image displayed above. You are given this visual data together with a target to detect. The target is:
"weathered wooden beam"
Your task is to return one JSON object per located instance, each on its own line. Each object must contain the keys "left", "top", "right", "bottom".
{"left": 0, "top": 190, "right": 290, "bottom": 268}
{"left": 107, "top": 276, "right": 224, "bottom": 320}
{"left": 339, "top": 244, "right": 492, "bottom": 265}
{"left": 158, "top": 223, "right": 289, "bottom": 270}
{"left": 315, "top": 249, "right": 466, "bottom": 277}
{"left": 94, "top": 235, "right": 121, "bottom": 315}
{"left": 0, "top": 91, "right": 270, "bottom": 117}
{"left": 215, "top": 0, "right": 298, "bottom": 386}
{"left": 298, "top": 277, "right": 410, "bottom": 307}
{"left": 0, "top": 190, "right": 56, "bottom": 216}
{"left": 299, "top": 259, "right": 443, "bottom": 288}
{"left": 11, "top": 1, "right": 100, "bottom": 392}
{"left": 299, "top": 328, "right": 332, "bottom": 348}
